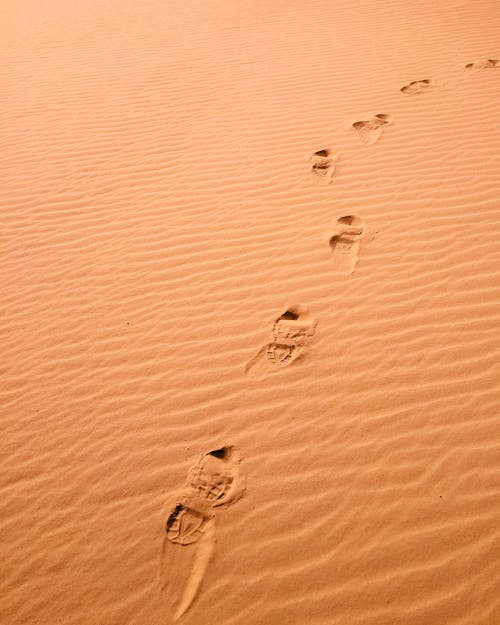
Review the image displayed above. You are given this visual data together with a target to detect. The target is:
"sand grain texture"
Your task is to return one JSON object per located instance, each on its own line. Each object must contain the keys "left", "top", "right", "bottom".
{"left": 2, "top": 1, "right": 500, "bottom": 624}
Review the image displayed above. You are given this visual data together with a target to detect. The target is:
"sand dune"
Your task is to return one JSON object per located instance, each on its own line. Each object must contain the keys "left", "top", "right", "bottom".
{"left": 2, "top": 1, "right": 500, "bottom": 624}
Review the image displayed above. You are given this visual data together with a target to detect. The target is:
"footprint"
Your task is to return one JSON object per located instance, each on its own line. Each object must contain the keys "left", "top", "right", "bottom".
{"left": 327, "top": 215, "right": 366, "bottom": 275}
{"left": 245, "top": 306, "right": 317, "bottom": 376}
{"left": 266, "top": 308, "right": 317, "bottom": 368}
{"left": 166, "top": 500, "right": 213, "bottom": 545}
{"left": 161, "top": 494, "right": 216, "bottom": 620}
{"left": 187, "top": 446, "right": 244, "bottom": 508}
{"left": 310, "top": 149, "right": 336, "bottom": 185}
{"left": 401, "top": 79, "right": 433, "bottom": 94}
{"left": 160, "top": 448, "right": 244, "bottom": 619}
{"left": 352, "top": 114, "right": 393, "bottom": 145}
{"left": 465, "top": 59, "right": 498, "bottom": 70}
{"left": 266, "top": 341, "right": 300, "bottom": 366}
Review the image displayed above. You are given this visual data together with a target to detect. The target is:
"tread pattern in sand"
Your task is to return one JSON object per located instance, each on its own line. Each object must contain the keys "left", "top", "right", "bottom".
{"left": 327, "top": 215, "right": 366, "bottom": 275}
{"left": 352, "top": 113, "right": 394, "bottom": 145}
{"left": 310, "top": 149, "right": 336, "bottom": 185}
{"left": 246, "top": 306, "right": 317, "bottom": 376}
{"left": 187, "top": 446, "right": 243, "bottom": 507}
{"left": 166, "top": 502, "right": 212, "bottom": 546}
{"left": 400, "top": 79, "right": 433, "bottom": 94}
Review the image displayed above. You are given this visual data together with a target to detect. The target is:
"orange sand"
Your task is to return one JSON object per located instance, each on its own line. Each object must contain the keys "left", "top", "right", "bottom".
{"left": 2, "top": 1, "right": 500, "bottom": 624}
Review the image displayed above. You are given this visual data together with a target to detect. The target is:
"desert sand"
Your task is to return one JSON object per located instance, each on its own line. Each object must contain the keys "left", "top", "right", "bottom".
{"left": 2, "top": 1, "right": 500, "bottom": 624}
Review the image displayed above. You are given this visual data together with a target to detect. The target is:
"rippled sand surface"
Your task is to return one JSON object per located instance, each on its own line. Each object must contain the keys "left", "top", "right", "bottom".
{"left": 2, "top": 1, "right": 500, "bottom": 624}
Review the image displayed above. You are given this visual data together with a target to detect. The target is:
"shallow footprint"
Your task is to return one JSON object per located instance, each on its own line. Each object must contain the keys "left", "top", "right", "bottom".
{"left": 267, "top": 341, "right": 301, "bottom": 366}
{"left": 310, "top": 149, "right": 336, "bottom": 185}
{"left": 465, "top": 59, "right": 498, "bottom": 70}
{"left": 401, "top": 79, "right": 433, "bottom": 94}
{"left": 187, "top": 446, "right": 244, "bottom": 508}
{"left": 245, "top": 306, "right": 317, "bottom": 376}
{"left": 327, "top": 215, "right": 366, "bottom": 275}
{"left": 352, "top": 114, "right": 393, "bottom": 145}
{"left": 268, "top": 308, "right": 317, "bottom": 368}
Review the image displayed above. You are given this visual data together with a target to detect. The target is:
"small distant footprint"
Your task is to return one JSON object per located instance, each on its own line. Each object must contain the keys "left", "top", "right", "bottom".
{"left": 401, "top": 79, "right": 433, "bottom": 94}
{"left": 465, "top": 59, "right": 498, "bottom": 70}
{"left": 310, "top": 149, "right": 336, "bottom": 185}
{"left": 245, "top": 306, "right": 317, "bottom": 376}
{"left": 161, "top": 447, "right": 244, "bottom": 620}
{"left": 352, "top": 114, "right": 393, "bottom": 145}
{"left": 327, "top": 215, "right": 366, "bottom": 275}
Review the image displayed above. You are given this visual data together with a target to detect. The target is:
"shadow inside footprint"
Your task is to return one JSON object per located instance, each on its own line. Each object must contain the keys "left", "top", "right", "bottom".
{"left": 310, "top": 149, "right": 335, "bottom": 185}
{"left": 245, "top": 306, "right": 317, "bottom": 376}
{"left": 327, "top": 215, "right": 365, "bottom": 275}
{"left": 352, "top": 114, "right": 393, "bottom": 145}
{"left": 465, "top": 59, "right": 498, "bottom": 70}
{"left": 401, "top": 79, "right": 433, "bottom": 94}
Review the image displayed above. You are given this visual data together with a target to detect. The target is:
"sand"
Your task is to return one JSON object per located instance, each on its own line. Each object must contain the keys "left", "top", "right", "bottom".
{"left": 2, "top": 1, "right": 500, "bottom": 624}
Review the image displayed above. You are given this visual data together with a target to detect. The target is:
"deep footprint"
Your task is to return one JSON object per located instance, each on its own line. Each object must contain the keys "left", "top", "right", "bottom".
{"left": 310, "top": 149, "right": 336, "bottom": 185}
{"left": 465, "top": 59, "right": 498, "bottom": 70}
{"left": 162, "top": 496, "right": 216, "bottom": 620}
{"left": 161, "top": 448, "right": 244, "bottom": 619}
{"left": 327, "top": 215, "right": 365, "bottom": 275}
{"left": 401, "top": 79, "right": 433, "bottom": 94}
{"left": 245, "top": 306, "right": 317, "bottom": 376}
{"left": 187, "top": 446, "right": 244, "bottom": 507}
{"left": 352, "top": 114, "right": 393, "bottom": 145}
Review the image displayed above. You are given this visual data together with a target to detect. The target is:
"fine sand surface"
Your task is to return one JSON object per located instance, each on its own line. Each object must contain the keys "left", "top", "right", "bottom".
{"left": 2, "top": 1, "right": 500, "bottom": 624}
